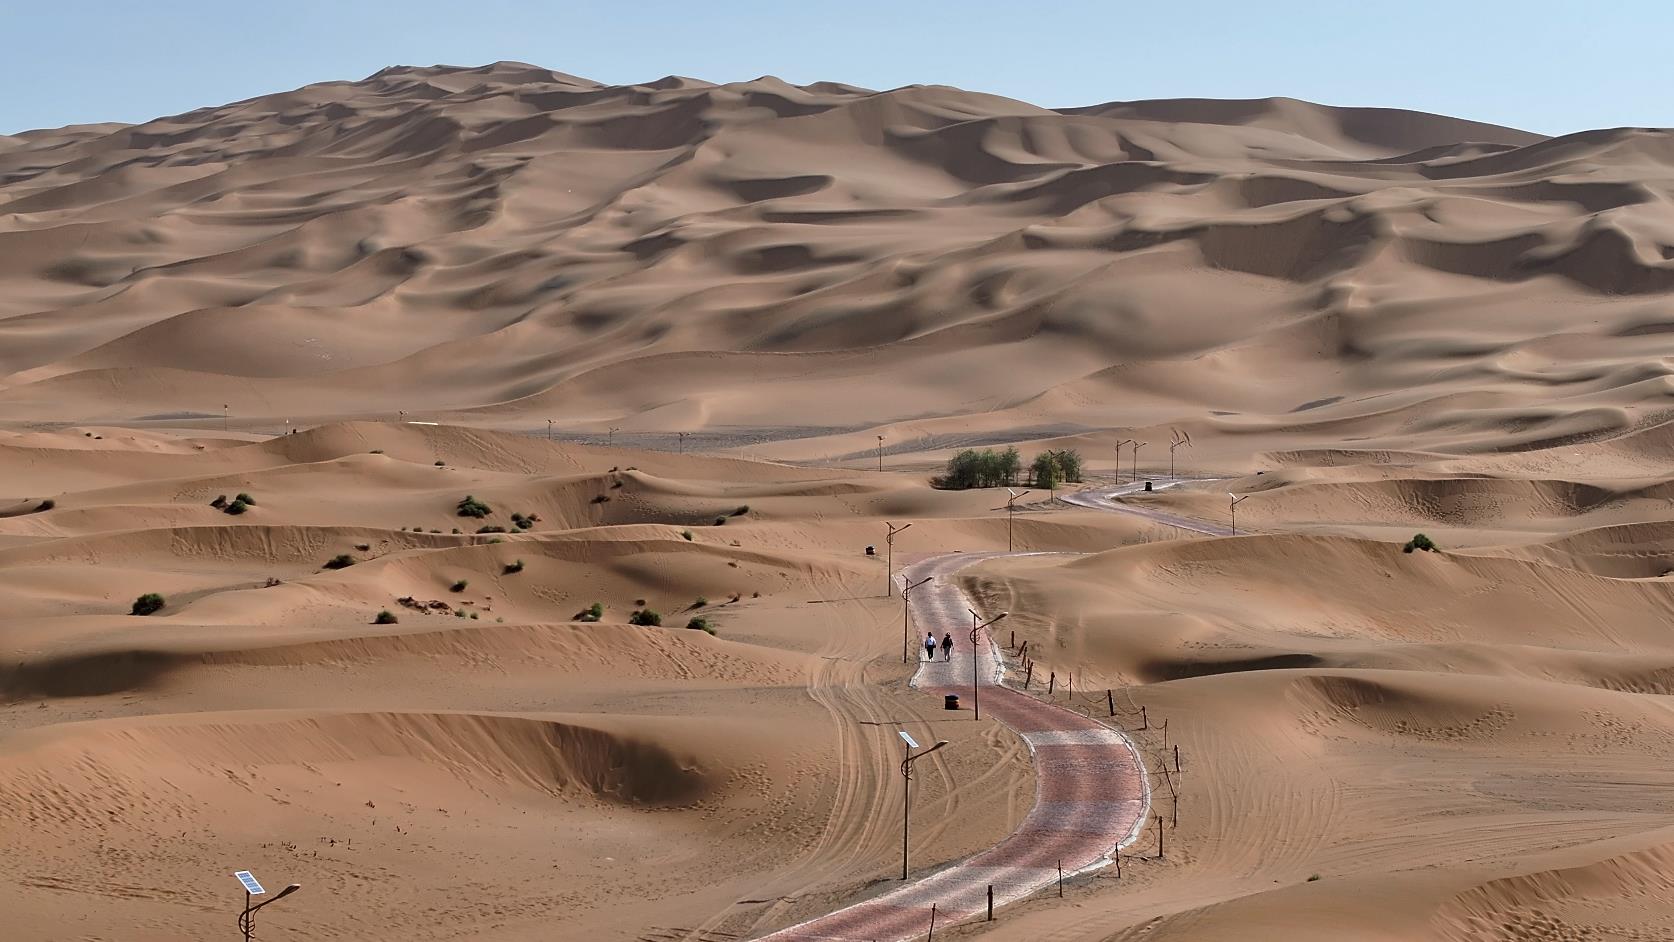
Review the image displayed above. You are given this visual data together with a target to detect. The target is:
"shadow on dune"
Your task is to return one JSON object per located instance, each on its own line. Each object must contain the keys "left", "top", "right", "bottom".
{"left": 0, "top": 648, "right": 187, "bottom": 700}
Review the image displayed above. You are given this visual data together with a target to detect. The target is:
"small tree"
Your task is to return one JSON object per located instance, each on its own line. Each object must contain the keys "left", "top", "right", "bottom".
{"left": 131, "top": 593, "right": 166, "bottom": 616}
{"left": 686, "top": 616, "right": 715, "bottom": 634}
{"left": 1031, "top": 453, "right": 1059, "bottom": 491}
{"left": 457, "top": 495, "right": 492, "bottom": 518}
{"left": 629, "top": 608, "right": 662, "bottom": 627}
{"left": 1403, "top": 533, "right": 1438, "bottom": 554}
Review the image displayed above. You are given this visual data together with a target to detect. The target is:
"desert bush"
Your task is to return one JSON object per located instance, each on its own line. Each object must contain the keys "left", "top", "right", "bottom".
{"left": 235, "top": 493, "right": 256, "bottom": 505}
{"left": 936, "top": 446, "right": 1022, "bottom": 489}
{"left": 714, "top": 516, "right": 727, "bottom": 526}
{"left": 450, "top": 579, "right": 468, "bottom": 593}
{"left": 370, "top": 449, "right": 384, "bottom": 454}
{"left": 435, "top": 460, "right": 446, "bottom": 467}
{"left": 681, "top": 529, "right": 693, "bottom": 541}
{"left": 503, "top": 559, "right": 525, "bottom": 574}
{"left": 686, "top": 616, "right": 715, "bottom": 634}
{"left": 469, "top": 611, "right": 479, "bottom": 619}
{"left": 591, "top": 494, "right": 610, "bottom": 504}
{"left": 731, "top": 505, "right": 749, "bottom": 516}
{"left": 1403, "top": 533, "right": 1438, "bottom": 554}
{"left": 131, "top": 593, "right": 166, "bottom": 616}
{"left": 691, "top": 596, "right": 708, "bottom": 609}
{"left": 488, "top": 537, "right": 503, "bottom": 544}
{"left": 210, "top": 494, "right": 228, "bottom": 508}
{"left": 374, "top": 610, "right": 398, "bottom": 625}
{"left": 37, "top": 499, "right": 54, "bottom": 512}
{"left": 457, "top": 495, "right": 492, "bottom": 518}
{"left": 354, "top": 543, "right": 370, "bottom": 551}
{"left": 577, "top": 602, "right": 604, "bottom": 622}
{"left": 629, "top": 608, "right": 662, "bottom": 627}
{"left": 323, "top": 554, "right": 356, "bottom": 569}
{"left": 475, "top": 525, "right": 506, "bottom": 534}
{"left": 451, "top": 528, "right": 462, "bottom": 535}
{"left": 225, "top": 499, "right": 249, "bottom": 515}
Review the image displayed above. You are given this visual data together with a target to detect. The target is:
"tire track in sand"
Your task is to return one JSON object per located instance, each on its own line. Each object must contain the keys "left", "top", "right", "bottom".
{"left": 751, "top": 551, "right": 1150, "bottom": 942}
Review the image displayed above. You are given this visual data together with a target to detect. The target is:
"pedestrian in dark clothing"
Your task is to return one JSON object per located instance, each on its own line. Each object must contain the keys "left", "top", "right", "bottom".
{"left": 941, "top": 633, "right": 954, "bottom": 661}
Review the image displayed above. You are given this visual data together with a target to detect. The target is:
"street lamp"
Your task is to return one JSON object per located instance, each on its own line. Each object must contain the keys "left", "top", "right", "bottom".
{"left": 1229, "top": 493, "right": 1248, "bottom": 535}
{"left": 608, "top": 426, "right": 621, "bottom": 446}
{"left": 901, "top": 575, "right": 932, "bottom": 663}
{"left": 898, "top": 731, "right": 950, "bottom": 879}
{"left": 1133, "top": 441, "right": 1147, "bottom": 485}
{"left": 678, "top": 431, "right": 686, "bottom": 454}
{"left": 1169, "top": 429, "right": 1192, "bottom": 478}
{"left": 546, "top": 418, "right": 553, "bottom": 442}
{"left": 967, "top": 609, "right": 1009, "bottom": 721}
{"left": 885, "top": 522, "right": 911, "bottom": 596}
{"left": 1114, "top": 439, "right": 1134, "bottom": 484}
{"left": 877, "top": 434, "right": 885, "bottom": 472}
{"left": 234, "top": 872, "right": 300, "bottom": 942}
{"left": 1005, "top": 488, "right": 1030, "bottom": 552}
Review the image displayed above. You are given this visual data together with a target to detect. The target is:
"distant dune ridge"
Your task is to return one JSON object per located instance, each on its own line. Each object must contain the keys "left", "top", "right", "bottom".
{"left": 3, "top": 61, "right": 1671, "bottom": 456}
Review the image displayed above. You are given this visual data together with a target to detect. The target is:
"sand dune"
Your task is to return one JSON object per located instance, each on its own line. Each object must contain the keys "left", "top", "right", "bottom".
{"left": 8, "top": 61, "right": 1674, "bottom": 942}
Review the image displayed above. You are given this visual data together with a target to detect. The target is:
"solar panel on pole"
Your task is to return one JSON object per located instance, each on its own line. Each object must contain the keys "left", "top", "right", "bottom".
{"left": 898, "top": 730, "right": 919, "bottom": 750}
{"left": 234, "top": 871, "right": 266, "bottom": 895}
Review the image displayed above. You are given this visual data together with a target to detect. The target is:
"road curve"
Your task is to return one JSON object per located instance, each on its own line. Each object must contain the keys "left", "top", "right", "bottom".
{"left": 1061, "top": 478, "right": 1234, "bottom": 536}
{"left": 752, "top": 552, "right": 1149, "bottom": 942}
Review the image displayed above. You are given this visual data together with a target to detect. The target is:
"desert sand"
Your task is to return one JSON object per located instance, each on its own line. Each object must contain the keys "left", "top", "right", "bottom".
{"left": 6, "top": 61, "right": 1674, "bottom": 941}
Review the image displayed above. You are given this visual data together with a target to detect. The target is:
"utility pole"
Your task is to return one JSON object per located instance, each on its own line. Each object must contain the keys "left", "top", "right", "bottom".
{"left": 901, "top": 575, "right": 931, "bottom": 663}
{"left": 1005, "top": 488, "right": 1030, "bottom": 552}
{"left": 898, "top": 733, "right": 949, "bottom": 879}
{"left": 1229, "top": 493, "right": 1248, "bottom": 535}
{"left": 885, "top": 522, "right": 911, "bottom": 596}
{"left": 1114, "top": 440, "right": 1134, "bottom": 484}
{"left": 967, "top": 609, "right": 1008, "bottom": 721}
{"left": 1169, "top": 428, "right": 1191, "bottom": 478}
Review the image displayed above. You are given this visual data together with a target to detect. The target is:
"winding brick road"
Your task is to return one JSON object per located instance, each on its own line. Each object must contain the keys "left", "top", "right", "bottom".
{"left": 753, "top": 552, "right": 1149, "bottom": 942}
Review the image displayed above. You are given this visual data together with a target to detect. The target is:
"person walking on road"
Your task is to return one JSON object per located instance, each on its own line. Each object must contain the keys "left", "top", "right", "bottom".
{"left": 924, "top": 632, "right": 938, "bottom": 661}
{"left": 940, "top": 632, "right": 954, "bottom": 661}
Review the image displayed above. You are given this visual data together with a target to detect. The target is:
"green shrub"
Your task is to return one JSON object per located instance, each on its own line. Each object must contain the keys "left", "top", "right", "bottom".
{"left": 591, "top": 494, "right": 609, "bottom": 504}
{"left": 450, "top": 579, "right": 468, "bottom": 593}
{"left": 225, "top": 499, "right": 249, "bottom": 515}
{"left": 629, "top": 608, "right": 662, "bottom": 627}
{"left": 1031, "top": 452, "right": 1059, "bottom": 491}
{"left": 686, "top": 616, "right": 715, "bottom": 634}
{"left": 476, "top": 525, "right": 506, "bottom": 534}
{"left": 691, "top": 596, "right": 708, "bottom": 609}
{"left": 370, "top": 449, "right": 384, "bottom": 454}
{"left": 731, "top": 505, "right": 749, "bottom": 516}
{"left": 503, "top": 559, "right": 525, "bottom": 574}
{"left": 210, "top": 494, "right": 228, "bottom": 508}
{"left": 131, "top": 593, "right": 166, "bottom": 616}
{"left": 235, "top": 493, "right": 255, "bottom": 505}
{"left": 374, "top": 610, "right": 398, "bottom": 625}
{"left": 411, "top": 524, "right": 423, "bottom": 532}
{"left": 323, "top": 554, "right": 356, "bottom": 569}
{"left": 451, "top": 528, "right": 462, "bottom": 534}
{"left": 935, "top": 446, "right": 1022, "bottom": 490}
{"left": 1403, "top": 533, "right": 1438, "bottom": 554}
{"left": 488, "top": 538, "right": 503, "bottom": 544}
{"left": 457, "top": 495, "right": 492, "bottom": 518}
{"left": 435, "top": 460, "right": 446, "bottom": 467}
{"left": 469, "top": 611, "right": 478, "bottom": 620}
{"left": 681, "top": 529, "right": 693, "bottom": 541}
{"left": 714, "top": 516, "right": 727, "bottom": 526}
{"left": 577, "top": 602, "right": 604, "bottom": 622}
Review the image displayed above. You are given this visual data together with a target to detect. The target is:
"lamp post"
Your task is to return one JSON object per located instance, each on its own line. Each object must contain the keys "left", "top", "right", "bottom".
{"left": 678, "top": 431, "right": 686, "bottom": 455}
{"left": 546, "top": 418, "right": 553, "bottom": 442}
{"left": 898, "top": 732, "right": 950, "bottom": 879}
{"left": 901, "top": 575, "right": 932, "bottom": 663}
{"left": 608, "top": 426, "right": 621, "bottom": 446}
{"left": 877, "top": 434, "right": 885, "bottom": 472}
{"left": 1229, "top": 493, "right": 1248, "bottom": 535}
{"left": 885, "top": 522, "right": 911, "bottom": 596}
{"left": 234, "top": 873, "right": 300, "bottom": 942}
{"left": 1114, "top": 439, "right": 1133, "bottom": 484}
{"left": 1169, "top": 429, "right": 1191, "bottom": 478}
{"left": 1005, "top": 488, "right": 1030, "bottom": 552}
{"left": 967, "top": 609, "right": 1009, "bottom": 721}
{"left": 1133, "top": 441, "right": 1146, "bottom": 485}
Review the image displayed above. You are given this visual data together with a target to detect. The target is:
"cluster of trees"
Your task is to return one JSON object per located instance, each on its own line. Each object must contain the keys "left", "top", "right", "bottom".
{"left": 934, "top": 447, "right": 1083, "bottom": 490}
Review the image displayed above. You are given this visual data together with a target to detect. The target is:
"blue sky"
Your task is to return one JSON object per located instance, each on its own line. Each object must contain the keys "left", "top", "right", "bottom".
{"left": 3, "top": 1, "right": 1666, "bottom": 136}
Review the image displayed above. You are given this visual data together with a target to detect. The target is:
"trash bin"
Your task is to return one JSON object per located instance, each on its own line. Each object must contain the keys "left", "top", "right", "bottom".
{"left": 1143, "top": 481, "right": 1153, "bottom": 491}
{"left": 944, "top": 694, "right": 960, "bottom": 710}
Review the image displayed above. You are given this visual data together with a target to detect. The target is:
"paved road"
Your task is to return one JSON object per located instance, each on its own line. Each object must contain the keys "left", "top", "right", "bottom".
{"left": 753, "top": 552, "right": 1149, "bottom": 942}
{"left": 1061, "top": 478, "right": 1234, "bottom": 536}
